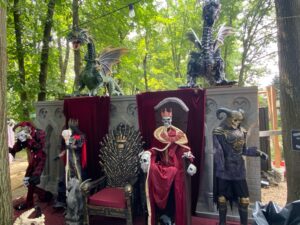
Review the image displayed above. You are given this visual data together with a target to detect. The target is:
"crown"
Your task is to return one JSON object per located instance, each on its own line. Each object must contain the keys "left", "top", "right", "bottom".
{"left": 68, "top": 118, "right": 79, "bottom": 128}
{"left": 116, "top": 134, "right": 127, "bottom": 143}
{"left": 161, "top": 108, "right": 172, "bottom": 118}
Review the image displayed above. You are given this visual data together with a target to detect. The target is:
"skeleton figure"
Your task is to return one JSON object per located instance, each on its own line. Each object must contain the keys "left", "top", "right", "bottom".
{"left": 140, "top": 108, "right": 197, "bottom": 225}
{"left": 213, "top": 107, "right": 268, "bottom": 225}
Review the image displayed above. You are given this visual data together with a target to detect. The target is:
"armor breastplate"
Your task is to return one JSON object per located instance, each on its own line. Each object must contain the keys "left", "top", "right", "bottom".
{"left": 224, "top": 129, "right": 245, "bottom": 154}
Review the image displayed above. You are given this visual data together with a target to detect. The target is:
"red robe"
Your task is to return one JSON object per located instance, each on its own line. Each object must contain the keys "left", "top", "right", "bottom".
{"left": 145, "top": 126, "right": 191, "bottom": 225}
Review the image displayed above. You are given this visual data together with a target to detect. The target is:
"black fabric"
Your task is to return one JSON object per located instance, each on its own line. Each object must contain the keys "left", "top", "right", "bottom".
{"left": 253, "top": 200, "right": 300, "bottom": 225}
{"left": 215, "top": 178, "right": 249, "bottom": 203}
{"left": 29, "top": 176, "right": 41, "bottom": 185}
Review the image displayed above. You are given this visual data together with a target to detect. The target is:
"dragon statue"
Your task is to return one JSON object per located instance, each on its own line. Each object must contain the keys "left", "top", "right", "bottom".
{"left": 67, "top": 28, "right": 128, "bottom": 96}
{"left": 184, "top": 0, "right": 237, "bottom": 87}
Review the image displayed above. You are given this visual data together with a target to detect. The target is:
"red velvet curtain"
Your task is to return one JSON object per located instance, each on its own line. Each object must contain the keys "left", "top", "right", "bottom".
{"left": 136, "top": 89, "right": 206, "bottom": 213}
{"left": 63, "top": 96, "right": 110, "bottom": 179}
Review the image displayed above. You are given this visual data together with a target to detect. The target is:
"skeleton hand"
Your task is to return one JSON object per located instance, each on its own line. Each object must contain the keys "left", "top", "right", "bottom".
{"left": 139, "top": 151, "right": 151, "bottom": 173}
{"left": 187, "top": 164, "right": 197, "bottom": 176}
{"left": 182, "top": 151, "right": 195, "bottom": 159}
{"left": 23, "top": 177, "right": 30, "bottom": 187}
{"left": 257, "top": 150, "right": 268, "bottom": 160}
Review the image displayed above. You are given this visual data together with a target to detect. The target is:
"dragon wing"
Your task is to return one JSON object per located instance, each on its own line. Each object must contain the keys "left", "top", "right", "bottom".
{"left": 96, "top": 47, "right": 128, "bottom": 76}
{"left": 213, "top": 24, "right": 235, "bottom": 52}
{"left": 186, "top": 28, "right": 202, "bottom": 50}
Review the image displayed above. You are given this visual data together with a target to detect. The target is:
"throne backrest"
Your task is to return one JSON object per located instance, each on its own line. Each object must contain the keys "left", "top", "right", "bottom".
{"left": 154, "top": 97, "right": 189, "bottom": 132}
{"left": 99, "top": 123, "right": 144, "bottom": 187}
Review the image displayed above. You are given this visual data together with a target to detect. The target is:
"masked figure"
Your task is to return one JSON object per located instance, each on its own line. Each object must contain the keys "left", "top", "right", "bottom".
{"left": 213, "top": 108, "right": 268, "bottom": 225}
{"left": 140, "top": 108, "right": 197, "bottom": 225}
{"left": 62, "top": 119, "right": 87, "bottom": 182}
{"left": 9, "top": 121, "right": 53, "bottom": 210}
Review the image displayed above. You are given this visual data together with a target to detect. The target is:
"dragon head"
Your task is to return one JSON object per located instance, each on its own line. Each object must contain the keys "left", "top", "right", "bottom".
{"left": 67, "top": 27, "right": 90, "bottom": 50}
{"left": 203, "top": 0, "right": 221, "bottom": 26}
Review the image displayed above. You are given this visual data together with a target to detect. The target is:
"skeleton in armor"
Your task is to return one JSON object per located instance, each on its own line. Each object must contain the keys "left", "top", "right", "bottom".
{"left": 213, "top": 107, "right": 268, "bottom": 225}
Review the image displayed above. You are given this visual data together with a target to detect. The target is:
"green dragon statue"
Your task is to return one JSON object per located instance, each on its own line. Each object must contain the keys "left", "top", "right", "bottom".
{"left": 67, "top": 28, "right": 128, "bottom": 96}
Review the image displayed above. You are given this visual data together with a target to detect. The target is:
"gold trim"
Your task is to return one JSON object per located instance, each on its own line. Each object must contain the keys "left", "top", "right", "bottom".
{"left": 218, "top": 196, "right": 226, "bottom": 203}
{"left": 239, "top": 197, "right": 250, "bottom": 204}
{"left": 152, "top": 125, "right": 190, "bottom": 151}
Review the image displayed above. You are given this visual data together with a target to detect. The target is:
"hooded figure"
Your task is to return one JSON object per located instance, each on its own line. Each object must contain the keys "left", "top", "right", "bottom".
{"left": 10, "top": 121, "right": 52, "bottom": 210}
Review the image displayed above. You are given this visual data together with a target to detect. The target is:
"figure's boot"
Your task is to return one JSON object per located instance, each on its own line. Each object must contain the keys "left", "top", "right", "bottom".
{"left": 238, "top": 197, "right": 249, "bottom": 225}
{"left": 217, "top": 195, "right": 227, "bottom": 225}
{"left": 218, "top": 203, "right": 227, "bottom": 225}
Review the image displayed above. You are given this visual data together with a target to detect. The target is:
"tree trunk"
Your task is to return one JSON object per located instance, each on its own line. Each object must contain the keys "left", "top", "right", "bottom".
{"left": 275, "top": 0, "right": 300, "bottom": 203}
{"left": 13, "top": 0, "right": 29, "bottom": 119}
{"left": 143, "top": 53, "right": 149, "bottom": 91}
{"left": 72, "top": 0, "right": 81, "bottom": 91}
{"left": 0, "top": 4, "right": 13, "bottom": 225}
{"left": 38, "top": 0, "right": 56, "bottom": 101}
{"left": 58, "top": 37, "right": 70, "bottom": 93}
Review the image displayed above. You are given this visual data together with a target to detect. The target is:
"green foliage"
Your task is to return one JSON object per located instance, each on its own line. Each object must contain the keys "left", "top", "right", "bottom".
{"left": 6, "top": 0, "right": 276, "bottom": 119}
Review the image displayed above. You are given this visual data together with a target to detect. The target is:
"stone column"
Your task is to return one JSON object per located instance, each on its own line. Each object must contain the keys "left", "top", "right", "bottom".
{"left": 35, "top": 101, "right": 65, "bottom": 193}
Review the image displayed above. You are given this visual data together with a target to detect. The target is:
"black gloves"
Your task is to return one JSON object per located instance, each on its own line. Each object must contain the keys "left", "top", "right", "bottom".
{"left": 29, "top": 176, "right": 41, "bottom": 185}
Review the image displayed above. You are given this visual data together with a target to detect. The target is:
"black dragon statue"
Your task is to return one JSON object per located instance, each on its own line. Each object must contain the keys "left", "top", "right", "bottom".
{"left": 184, "top": 0, "right": 237, "bottom": 87}
{"left": 67, "top": 28, "right": 128, "bottom": 96}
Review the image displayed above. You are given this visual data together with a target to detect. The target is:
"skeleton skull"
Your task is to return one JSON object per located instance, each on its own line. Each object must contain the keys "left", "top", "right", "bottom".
{"left": 228, "top": 111, "right": 244, "bottom": 129}
{"left": 187, "top": 163, "right": 197, "bottom": 176}
{"left": 62, "top": 129, "right": 72, "bottom": 145}
{"left": 162, "top": 116, "right": 172, "bottom": 128}
{"left": 139, "top": 151, "right": 151, "bottom": 173}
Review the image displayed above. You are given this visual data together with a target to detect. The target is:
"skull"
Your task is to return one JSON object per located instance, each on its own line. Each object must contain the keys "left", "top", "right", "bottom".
{"left": 139, "top": 151, "right": 151, "bottom": 173}
{"left": 62, "top": 129, "right": 72, "bottom": 145}
{"left": 228, "top": 111, "right": 244, "bottom": 129}
{"left": 162, "top": 116, "right": 172, "bottom": 128}
{"left": 187, "top": 163, "right": 197, "bottom": 176}
{"left": 16, "top": 129, "right": 30, "bottom": 142}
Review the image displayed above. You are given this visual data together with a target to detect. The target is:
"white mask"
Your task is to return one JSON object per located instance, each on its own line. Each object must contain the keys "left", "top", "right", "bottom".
{"left": 16, "top": 130, "right": 29, "bottom": 142}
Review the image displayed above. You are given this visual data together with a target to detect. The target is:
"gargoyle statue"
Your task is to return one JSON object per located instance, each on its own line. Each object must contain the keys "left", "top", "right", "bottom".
{"left": 67, "top": 28, "right": 128, "bottom": 96}
{"left": 184, "top": 0, "right": 237, "bottom": 87}
{"left": 65, "top": 177, "right": 84, "bottom": 225}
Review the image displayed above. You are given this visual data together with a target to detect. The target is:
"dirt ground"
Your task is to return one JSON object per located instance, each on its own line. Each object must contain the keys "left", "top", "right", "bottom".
{"left": 261, "top": 181, "right": 287, "bottom": 207}
{"left": 10, "top": 156, "right": 27, "bottom": 200}
{"left": 10, "top": 156, "right": 288, "bottom": 207}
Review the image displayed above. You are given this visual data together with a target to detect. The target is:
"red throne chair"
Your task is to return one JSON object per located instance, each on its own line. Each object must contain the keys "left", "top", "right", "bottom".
{"left": 80, "top": 123, "right": 144, "bottom": 225}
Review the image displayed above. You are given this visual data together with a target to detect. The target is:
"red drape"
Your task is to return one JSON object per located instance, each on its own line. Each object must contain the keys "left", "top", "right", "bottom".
{"left": 63, "top": 96, "right": 110, "bottom": 179}
{"left": 136, "top": 88, "right": 206, "bottom": 212}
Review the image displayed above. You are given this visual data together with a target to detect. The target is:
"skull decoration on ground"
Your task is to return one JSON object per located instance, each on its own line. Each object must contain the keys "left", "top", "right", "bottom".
{"left": 139, "top": 151, "right": 151, "bottom": 173}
